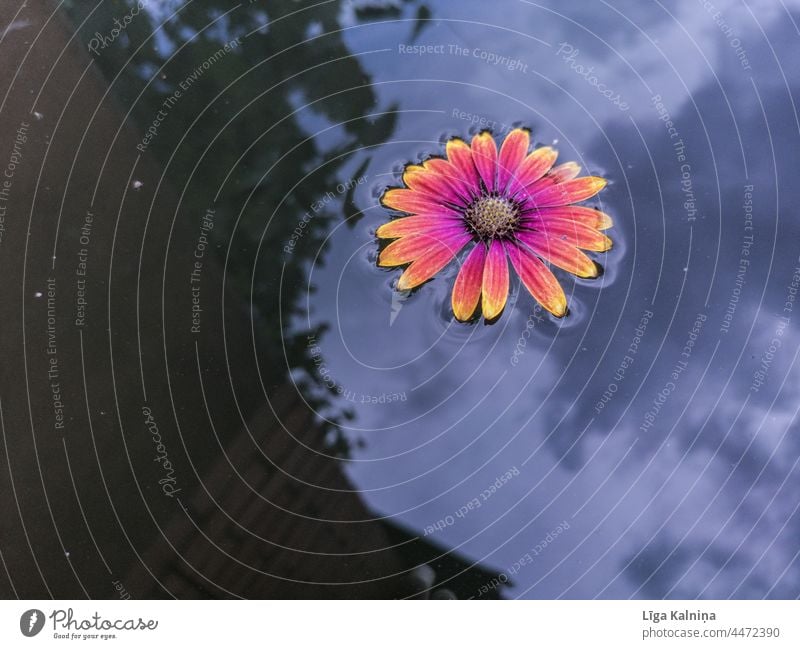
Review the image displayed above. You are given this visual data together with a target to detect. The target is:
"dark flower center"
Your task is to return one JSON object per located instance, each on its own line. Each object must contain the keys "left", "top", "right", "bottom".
{"left": 463, "top": 195, "right": 520, "bottom": 240}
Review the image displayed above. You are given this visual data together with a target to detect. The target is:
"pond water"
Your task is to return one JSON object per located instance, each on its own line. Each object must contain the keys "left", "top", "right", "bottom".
{"left": 6, "top": 0, "right": 799, "bottom": 599}
{"left": 291, "top": 0, "right": 800, "bottom": 598}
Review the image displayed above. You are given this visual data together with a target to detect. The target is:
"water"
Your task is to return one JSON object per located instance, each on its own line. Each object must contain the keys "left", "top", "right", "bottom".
{"left": 4, "top": 0, "right": 799, "bottom": 599}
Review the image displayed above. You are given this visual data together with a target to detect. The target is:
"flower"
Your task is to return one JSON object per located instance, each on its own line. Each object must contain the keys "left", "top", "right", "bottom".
{"left": 377, "top": 128, "right": 613, "bottom": 321}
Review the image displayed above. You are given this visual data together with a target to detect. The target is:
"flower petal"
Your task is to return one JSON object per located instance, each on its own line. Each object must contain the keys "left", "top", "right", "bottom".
{"left": 521, "top": 205, "right": 613, "bottom": 231}
{"left": 422, "top": 158, "right": 475, "bottom": 203}
{"left": 382, "top": 188, "right": 461, "bottom": 216}
{"left": 526, "top": 219, "right": 612, "bottom": 252}
{"left": 446, "top": 138, "right": 481, "bottom": 194}
{"left": 517, "top": 231, "right": 599, "bottom": 278}
{"left": 481, "top": 239, "right": 510, "bottom": 319}
{"left": 377, "top": 214, "right": 462, "bottom": 239}
{"left": 547, "top": 161, "right": 582, "bottom": 184}
{"left": 451, "top": 243, "right": 486, "bottom": 321}
{"left": 396, "top": 234, "right": 471, "bottom": 290}
{"left": 517, "top": 162, "right": 582, "bottom": 201}
{"left": 403, "top": 163, "right": 469, "bottom": 207}
{"left": 505, "top": 241, "right": 567, "bottom": 317}
{"left": 379, "top": 230, "right": 468, "bottom": 267}
{"left": 471, "top": 131, "right": 498, "bottom": 192}
{"left": 497, "top": 128, "right": 530, "bottom": 192}
{"left": 529, "top": 176, "right": 607, "bottom": 208}
{"left": 507, "top": 146, "right": 557, "bottom": 198}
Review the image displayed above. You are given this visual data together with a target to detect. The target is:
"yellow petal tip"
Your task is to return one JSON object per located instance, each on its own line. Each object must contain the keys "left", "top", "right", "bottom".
{"left": 482, "top": 302, "right": 506, "bottom": 321}
{"left": 452, "top": 308, "right": 472, "bottom": 322}
{"left": 536, "top": 145, "right": 557, "bottom": 158}
{"left": 446, "top": 137, "right": 468, "bottom": 150}
{"left": 401, "top": 165, "right": 424, "bottom": 183}
{"left": 397, "top": 278, "right": 416, "bottom": 291}
{"left": 582, "top": 263, "right": 600, "bottom": 279}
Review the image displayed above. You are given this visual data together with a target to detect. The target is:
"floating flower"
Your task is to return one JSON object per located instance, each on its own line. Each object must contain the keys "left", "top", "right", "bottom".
{"left": 377, "top": 128, "right": 613, "bottom": 321}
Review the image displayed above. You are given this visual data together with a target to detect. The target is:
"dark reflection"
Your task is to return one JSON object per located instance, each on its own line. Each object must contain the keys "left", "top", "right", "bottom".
{"left": 63, "top": 0, "right": 411, "bottom": 449}
{"left": 26, "top": 0, "right": 513, "bottom": 599}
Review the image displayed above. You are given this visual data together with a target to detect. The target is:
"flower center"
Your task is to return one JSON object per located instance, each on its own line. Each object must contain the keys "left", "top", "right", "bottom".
{"left": 463, "top": 195, "right": 520, "bottom": 240}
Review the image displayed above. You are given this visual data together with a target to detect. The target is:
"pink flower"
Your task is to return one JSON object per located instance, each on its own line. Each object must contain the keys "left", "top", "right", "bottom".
{"left": 377, "top": 129, "right": 613, "bottom": 320}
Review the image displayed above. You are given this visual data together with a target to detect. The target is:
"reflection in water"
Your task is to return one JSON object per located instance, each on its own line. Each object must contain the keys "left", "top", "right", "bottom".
{"left": 11, "top": 0, "right": 799, "bottom": 599}
{"left": 50, "top": 0, "right": 508, "bottom": 599}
